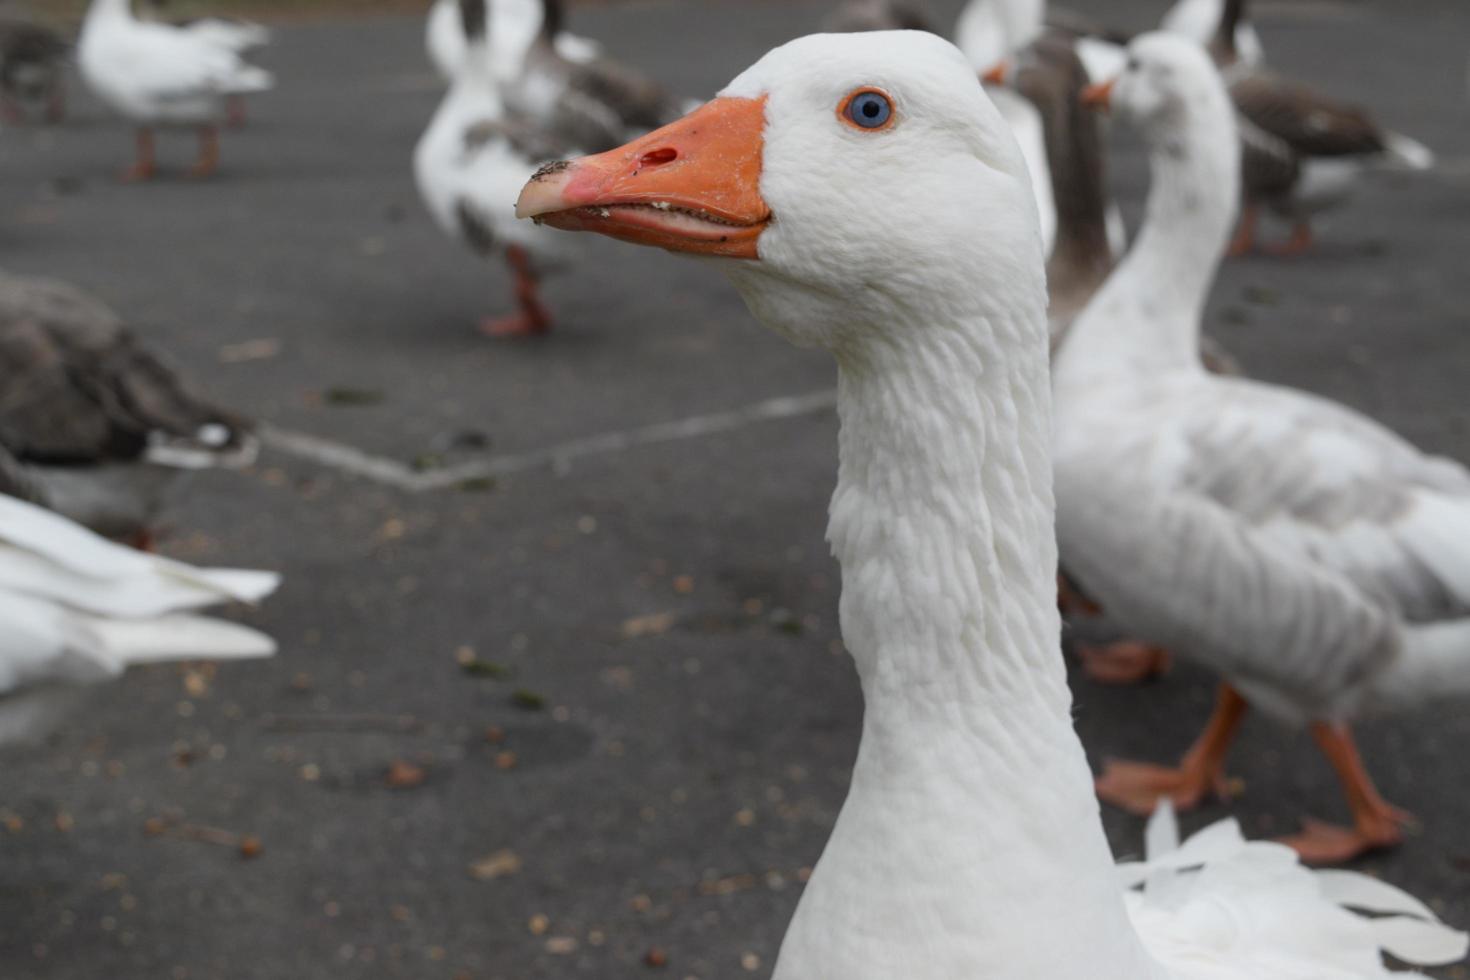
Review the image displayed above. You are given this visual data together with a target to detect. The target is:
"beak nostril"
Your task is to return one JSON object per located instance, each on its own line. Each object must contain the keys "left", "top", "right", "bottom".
{"left": 640, "top": 147, "right": 678, "bottom": 167}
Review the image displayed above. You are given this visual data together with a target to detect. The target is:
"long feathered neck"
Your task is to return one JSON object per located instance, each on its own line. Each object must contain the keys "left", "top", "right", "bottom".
{"left": 1055, "top": 89, "right": 1238, "bottom": 383}
{"left": 86, "top": 0, "right": 134, "bottom": 25}
{"left": 772, "top": 292, "right": 1162, "bottom": 979}
{"left": 1034, "top": 68, "right": 1113, "bottom": 291}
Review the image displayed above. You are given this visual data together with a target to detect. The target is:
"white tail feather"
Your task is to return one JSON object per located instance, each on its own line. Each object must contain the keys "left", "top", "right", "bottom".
{"left": 85, "top": 613, "right": 276, "bottom": 667}
{"left": 1372, "top": 618, "right": 1470, "bottom": 708}
{"left": 1383, "top": 131, "right": 1435, "bottom": 171}
{"left": 1400, "top": 491, "right": 1470, "bottom": 605}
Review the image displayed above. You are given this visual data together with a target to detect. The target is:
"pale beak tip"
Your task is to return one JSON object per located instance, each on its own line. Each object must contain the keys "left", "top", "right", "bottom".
{"left": 515, "top": 160, "right": 576, "bottom": 220}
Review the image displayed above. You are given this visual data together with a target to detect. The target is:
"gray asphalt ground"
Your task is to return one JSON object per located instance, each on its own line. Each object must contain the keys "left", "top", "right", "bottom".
{"left": 2, "top": 0, "right": 1469, "bottom": 977}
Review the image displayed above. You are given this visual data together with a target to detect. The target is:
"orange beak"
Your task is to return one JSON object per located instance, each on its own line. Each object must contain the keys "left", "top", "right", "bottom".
{"left": 1080, "top": 78, "right": 1115, "bottom": 112}
{"left": 981, "top": 61, "right": 1010, "bottom": 86}
{"left": 515, "top": 97, "right": 771, "bottom": 260}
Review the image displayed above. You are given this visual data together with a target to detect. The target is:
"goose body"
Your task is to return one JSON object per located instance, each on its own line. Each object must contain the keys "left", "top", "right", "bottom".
{"left": 0, "top": 268, "right": 256, "bottom": 540}
{"left": 426, "top": 0, "right": 599, "bottom": 84}
{"left": 824, "top": 0, "right": 935, "bottom": 33}
{"left": 0, "top": 7, "right": 68, "bottom": 123}
{"left": 1056, "top": 35, "right": 1470, "bottom": 864}
{"left": 0, "top": 489, "right": 278, "bottom": 744}
{"left": 415, "top": 0, "right": 575, "bottom": 336}
{"left": 78, "top": 0, "right": 272, "bottom": 177}
{"left": 517, "top": 29, "right": 1467, "bottom": 978}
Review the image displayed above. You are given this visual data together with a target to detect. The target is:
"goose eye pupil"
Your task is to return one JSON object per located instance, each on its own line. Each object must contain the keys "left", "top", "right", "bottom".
{"left": 846, "top": 92, "right": 892, "bottom": 129}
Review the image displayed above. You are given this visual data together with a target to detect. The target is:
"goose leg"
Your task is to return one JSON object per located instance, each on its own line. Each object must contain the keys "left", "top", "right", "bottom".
{"left": 1280, "top": 723, "right": 1415, "bottom": 865}
{"left": 226, "top": 95, "right": 247, "bottom": 128}
{"left": 480, "top": 245, "right": 553, "bottom": 338}
{"left": 1078, "top": 642, "right": 1172, "bottom": 685}
{"left": 1264, "top": 221, "right": 1313, "bottom": 257}
{"left": 188, "top": 126, "right": 220, "bottom": 179}
{"left": 1226, "top": 204, "right": 1259, "bottom": 256}
{"left": 1095, "top": 684, "right": 1247, "bottom": 815}
{"left": 124, "top": 128, "right": 156, "bottom": 182}
{"left": 45, "top": 84, "right": 65, "bottom": 123}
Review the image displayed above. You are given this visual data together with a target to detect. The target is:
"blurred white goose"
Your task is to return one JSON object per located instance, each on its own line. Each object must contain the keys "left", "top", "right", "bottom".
{"left": 426, "top": 0, "right": 598, "bottom": 83}
{"left": 416, "top": 0, "right": 576, "bottom": 337}
{"left": 78, "top": 0, "right": 273, "bottom": 179}
{"left": 0, "top": 487, "right": 278, "bottom": 744}
{"left": 1056, "top": 34, "right": 1470, "bottom": 865}
{"left": 517, "top": 29, "right": 1467, "bottom": 977}
{"left": 140, "top": 0, "right": 270, "bottom": 127}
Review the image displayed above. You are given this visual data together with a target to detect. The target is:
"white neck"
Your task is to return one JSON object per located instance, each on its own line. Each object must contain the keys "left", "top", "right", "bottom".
{"left": 86, "top": 0, "right": 133, "bottom": 25}
{"left": 772, "top": 301, "right": 1161, "bottom": 979}
{"left": 1055, "top": 102, "right": 1237, "bottom": 384}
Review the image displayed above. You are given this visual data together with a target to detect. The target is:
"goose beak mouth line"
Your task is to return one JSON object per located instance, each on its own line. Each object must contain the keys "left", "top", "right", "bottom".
{"left": 514, "top": 96, "right": 771, "bottom": 260}
{"left": 1080, "top": 78, "right": 1115, "bottom": 111}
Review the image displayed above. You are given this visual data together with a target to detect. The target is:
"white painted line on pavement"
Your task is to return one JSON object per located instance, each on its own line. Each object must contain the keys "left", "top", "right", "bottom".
{"left": 261, "top": 389, "right": 838, "bottom": 492}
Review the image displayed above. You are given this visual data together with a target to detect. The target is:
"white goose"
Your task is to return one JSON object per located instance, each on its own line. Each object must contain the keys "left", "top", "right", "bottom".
{"left": 78, "top": 0, "right": 273, "bottom": 180}
{"left": 516, "top": 29, "right": 1467, "bottom": 978}
{"left": 425, "top": 0, "right": 598, "bottom": 84}
{"left": 1055, "top": 34, "right": 1470, "bottom": 865}
{"left": 415, "top": 0, "right": 575, "bottom": 337}
{"left": 0, "top": 486, "right": 278, "bottom": 744}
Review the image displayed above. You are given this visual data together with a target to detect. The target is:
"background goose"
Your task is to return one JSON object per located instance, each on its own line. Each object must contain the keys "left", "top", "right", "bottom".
{"left": 0, "top": 4, "right": 68, "bottom": 124}
{"left": 824, "top": 0, "right": 936, "bottom": 33}
{"left": 1212, "top": 0, "right": 1433, "bottom": 255}
{"left": 502, "top": 0, "right": 682, "bottom": 150}
{"left": 0, "top": 490, "right": 278, "bottom": 746}
{"left": 1161, "top": 0, "right": 1263, "bottom": 67}
{"left": 426, "top": 0, "right": 598, "bottom": 84}
{"left": 415, "top": 0, "right": 578, "bottom": 337}
{"left": 517, "top": 29, "right": 1467, "bottom": 978}
{"left": 1055, "top": 35, "right": 1470, "bottom": 865}
{"left": 0, "top": 268, "right": 257, "bottom": 544}
{"left": 78, "top": 0, "right": 274, "bottom": 180}
{"left": 141, "top": 0, "right": 271, "bottom": 128}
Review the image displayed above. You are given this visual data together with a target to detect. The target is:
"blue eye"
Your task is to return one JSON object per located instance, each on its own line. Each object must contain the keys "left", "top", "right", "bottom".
{"left": 844, "top": 90, "right": 893, "bottom": 130}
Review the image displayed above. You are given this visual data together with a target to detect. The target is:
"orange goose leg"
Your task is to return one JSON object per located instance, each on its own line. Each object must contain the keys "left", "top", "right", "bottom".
{"left": 480, "top": 245, "right": 553, "bottom": 338}
{"left": 124, "top": 128, "right": 157, "bottom": 182}
{"left": 1227, "top": 204, "right": 1259, "bottom": 256}
{"left": 1264, "top": 221, "right": 1314, "bottom": 257}
{"left": 1279, "top": 723, "right": 1414, "bottom": 865}
{"left": 188, "top": 126, "right": 220, "bottom": 179}
{"left": 1078, "top": 642, "right": 1172, "bottom": 685}
{"left": 1096, "top": 684, "right": 1247, "bottom": 814}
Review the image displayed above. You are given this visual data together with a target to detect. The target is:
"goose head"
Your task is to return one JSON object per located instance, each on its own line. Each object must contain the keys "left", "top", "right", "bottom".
{"left": 1082, "top": 33, "right": 1227, "bottom": 142}
{"left": 516, "top": 30, "right": 1040, "bottom": 352}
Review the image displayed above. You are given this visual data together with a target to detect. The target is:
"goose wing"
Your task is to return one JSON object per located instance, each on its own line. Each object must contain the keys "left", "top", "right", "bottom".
{"left": 1230, "top": 72, "right": 1385, "bottom": 159}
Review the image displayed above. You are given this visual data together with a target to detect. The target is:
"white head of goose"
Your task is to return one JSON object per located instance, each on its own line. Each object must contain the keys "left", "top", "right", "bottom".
{"left": 518, "top": 31, "right": 1466, "bottom": 978}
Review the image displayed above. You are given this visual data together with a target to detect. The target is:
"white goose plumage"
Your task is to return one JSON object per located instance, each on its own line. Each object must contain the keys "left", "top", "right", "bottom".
{"left": 425, "top": 0, "right": 598, "bottom": 84}
{"left": 78, "top": 0, "right": 272, "bottom": 177}
{"left": 515, "top": 29, "right": 1467, "bottom": 978}
{"left": 0, "top": 488, "right": 278, "bottom": 744}
{"left": 415, "top": 0, "right": 576, "bottom": 336}
{"left": 1161, "top": 0, "right": 1265, "bottom": 66}
{"left": 1055, "top": 34, "right": 1470, "bottom": 863}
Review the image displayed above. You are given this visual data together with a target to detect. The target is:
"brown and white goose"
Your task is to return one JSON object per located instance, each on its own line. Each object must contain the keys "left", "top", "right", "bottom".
{"left": 1214, "top": 0, "right": 1433, "bottom": 255}
{"left": 0, "top": 4, "right": 68, "bottom": 124}
{"left": 0, "top": 269, "right": 256, "bottom": 544}
{"left": 499, "top": 0, "right": 682, "bottom": 152}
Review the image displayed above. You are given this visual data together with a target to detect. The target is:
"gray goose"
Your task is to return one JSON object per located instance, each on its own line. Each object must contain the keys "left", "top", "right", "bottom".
{"left": 502, "top": 0, "right": 682, "bottom": 154}
{"left": 823, "top": 0, "right": 935, "bottom": 33}
{"left": 0, "top": 5, "right": 68, "bottom": 124}
{"left": 0, "top": 269, "right": 256, "bottom": 544}
{"left": 1214, "top": 0, "right": 1433, "bottom": 255}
